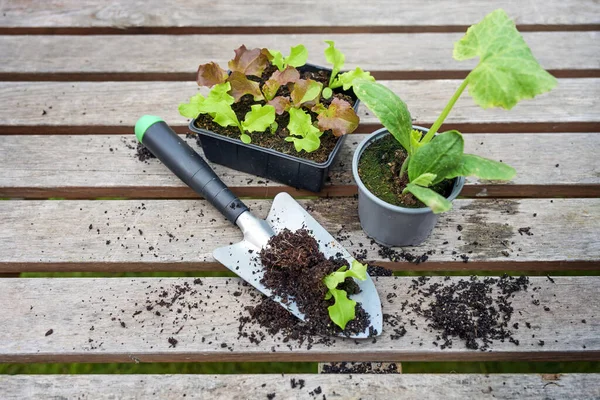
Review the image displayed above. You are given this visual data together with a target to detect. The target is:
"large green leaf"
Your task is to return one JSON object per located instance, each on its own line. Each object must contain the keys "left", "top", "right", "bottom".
{"left": 454, "top": 9, "right": 557, "bottom": 109}
{"left": 446, "top": 153, "right": 516, "bottom": 180}
{"left": 353, "top": 80, "right": 412, "bottom": 153}
{"left": 241, "top": 104, "right": 276, "bottom": 133}
{"left": 411, "top": 173, "right": 437, "bottom": 187}
{"left": 404, "top": 183, "right": 452, "bottom": 214}
{"left": 408, "top": 130, "right": 464, "bottom": 184}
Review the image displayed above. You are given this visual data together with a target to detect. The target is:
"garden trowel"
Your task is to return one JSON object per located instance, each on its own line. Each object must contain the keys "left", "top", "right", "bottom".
{"left": 135, "top": 116, "right": 382, "bottom": 338}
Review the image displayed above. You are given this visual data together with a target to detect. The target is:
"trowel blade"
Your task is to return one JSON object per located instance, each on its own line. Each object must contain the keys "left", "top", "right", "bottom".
{"left": 213, "top": 192, "right": 383, "bottom": 338}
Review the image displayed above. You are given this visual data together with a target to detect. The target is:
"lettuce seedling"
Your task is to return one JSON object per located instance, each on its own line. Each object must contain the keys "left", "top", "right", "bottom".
{"left": 285, "top": 108, "right": 323, "bottom": 152}
{"left": 268, "top": 44, "right": 308, "bottom": 71}
{"left": 322, "top": 41, "right": 375, "bottom": 99}
{"left": 179, "top": 82, "right": 275, "bottom": 144}
{"left": 323, "top": 260, "right": 367, "bottom": 330}
{"left": 353, "top": 9, "right": 556, "bottom": 213}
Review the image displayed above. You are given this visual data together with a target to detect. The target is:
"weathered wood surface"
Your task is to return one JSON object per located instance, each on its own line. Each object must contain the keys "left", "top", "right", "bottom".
{"left": 1, "top": 374, "right": 598, "bottom": 400}
{"left": 0, "top": 277, "right": 597, "bottom": 362}
{"left": 1, "top": 32, "right": 597, "bottom": 79}
{"left": 0, "top": 0, "right": 597, "bottom": 30}
{"left": 1, "top": 199, "right": 598, "bottom": 271}
{"left": 1, "top": 79, "right": 597, "bottom": 133}
{"left": 1, "top": 133, "right": 598, "bottom": 199}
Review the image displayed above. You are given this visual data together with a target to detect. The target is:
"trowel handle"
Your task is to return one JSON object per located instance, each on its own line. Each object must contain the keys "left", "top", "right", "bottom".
{"left": 134, "top": 115, "right": 249, "bottom": 224}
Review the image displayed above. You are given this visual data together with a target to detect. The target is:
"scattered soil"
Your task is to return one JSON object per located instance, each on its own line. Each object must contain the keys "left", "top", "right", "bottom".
{"left": 321, "top": 362, "right": 400, "bottom": 374}
{"left": 193, "top": 65, "right": 357, "bottom": 164}
{"left": 406, "top": 275, "right": 530, "bottom": 350}
{"left": 257, "top": 228, "right": 371, "bottom": 337}
{"left": 135, "top": 142, "right": 156, "bottom": 162}
{"left": 357, "top": 133, "right": 455, "bottom": 208}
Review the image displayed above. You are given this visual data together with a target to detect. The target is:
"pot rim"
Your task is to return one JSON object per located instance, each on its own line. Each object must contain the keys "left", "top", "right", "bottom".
{"left": 352, "top": 126, "right": 465, "bottom": 214}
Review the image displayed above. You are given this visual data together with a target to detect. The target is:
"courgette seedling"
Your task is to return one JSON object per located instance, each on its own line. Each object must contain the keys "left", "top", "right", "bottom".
{"left": 353, "top": 9, "right": 557, "bottom": 213}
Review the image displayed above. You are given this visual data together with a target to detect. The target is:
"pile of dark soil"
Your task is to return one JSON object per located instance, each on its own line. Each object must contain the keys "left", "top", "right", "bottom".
{"left": 257, "top": 228, "right": 371, "bottom": 337}
{"left": 135, "top": 142, "right": 156, "bottom": 162}
{"left": 193, "top": 67, "right": 355, "bottom": 164}
{"left": 407, "top": 275, "right": 530, "bottom": 350}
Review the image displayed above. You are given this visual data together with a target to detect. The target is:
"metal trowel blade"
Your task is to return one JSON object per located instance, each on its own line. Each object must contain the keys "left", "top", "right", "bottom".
{"left": 213, "top": 192, "right": 383, "bottom": 339}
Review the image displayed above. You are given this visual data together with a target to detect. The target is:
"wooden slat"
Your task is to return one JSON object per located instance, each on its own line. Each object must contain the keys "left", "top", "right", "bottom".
{"left": 0, "top": 79, "right": 598, "bottom": 134}
{"left": 0, "top": 0, "right": 598, "bottom": 32}
{"left": 0, "top": 199, "right": 598, "bottom": 272}
{"left": 1, "top": 374, "right": 598, "bottom": 399}
{"left": 0, "top": 276, "right": 597, "bottom": 362}
{"left": 1, "top": 133, "right": 599, "bottom": 199}
{"left": 0, "top": 32, "right": 597, "bottom": 80}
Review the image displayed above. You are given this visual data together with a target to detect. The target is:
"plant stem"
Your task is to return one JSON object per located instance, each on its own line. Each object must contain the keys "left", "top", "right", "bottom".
{"left": 421, "top": 76, "right": 470, "bottom": 144}
{"left": 399, "top": 155, "right": 410, "bottom": 180}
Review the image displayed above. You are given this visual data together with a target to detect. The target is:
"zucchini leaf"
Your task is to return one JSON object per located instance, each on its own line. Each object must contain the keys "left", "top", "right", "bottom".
{"left": 404, "top": 183, "right": 453, "bottom": 214}
{"left": 445, "top": 153, "right": 516, "bottom": 180}
{"left": 196, "top": 62, "right": 228, "bottom": 87}
{"left": 411, "top": 173, "right": 437, "bottom": 187}
{"left": 228, "top": 71, "right": 264, "bottom": 102}
{"left": 241, "top": 104, "right": 276, "bottom": 134}
{"left": 454, "top": 9, "right": 557, "bottom": 109}
{"left": 315, "top": 98, "right": 359, "bottom": 137}
{"left": 353, "top": 80, "right": 412, "bottom": 153}
{"left": 408, "top": 130, "right": 464, "bottom": 185}
{"left": 324, "top": 40, "right": 345, "bottom": 87}
{"left": 228, "top": 45, "right": 270, "bottom": 77}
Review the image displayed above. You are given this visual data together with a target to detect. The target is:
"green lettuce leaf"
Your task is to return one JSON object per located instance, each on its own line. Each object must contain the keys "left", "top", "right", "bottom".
{"left": 268, "top": 44, "right": 308, "bottom": 71}
{"left": 268, "top": 50, "right": 285, "bottom": 70}
{"left": 454, "top": 9, "right": 558, "bottom": 109}
{"left": 323, "top": 260, "right": 368, "bottom": 330}
{"left": 241, "top": 104, "right": 276, "bottom": 133}
{"left": 262, "top": 66, "right": 300, "bottom": 101}
{"left": 408, "top": 130, "right": 464, "bottom": 184}
{"left": 315, "top": 98, "right": 359, "bottom": 137}
{"left": 353, "top": 80, "right": 412, "bottom": 153}
{"left": 198, "top": 82, "right": 241, "bottom": 132}
{"left": 324, "top": 40, "right": 345, "bottom": 86}
{"left": 290, "top": 79, "right": 323, "bottom": 107}
{"left": 404, "top": 183, "right": 453, "bottom": 214}
{"left": 227, "top": 71, "right": 264, "bottom": 102}
{"left": 196, "top": 62, "right": 228, "bottom": 88}
{"left": 331, "top": 67, "right": 375, "bottom": 90}
{"left": 445, "top": 153, "right": 516, "bottom": 180}
{"left": 228, "top": 45, "right": 270, "bottom": 77}
{"left": 285, "top": 107, "right": 322, "bottom": 153}
{"left": 178, "top": 93, "right": 205, "bottom": 119}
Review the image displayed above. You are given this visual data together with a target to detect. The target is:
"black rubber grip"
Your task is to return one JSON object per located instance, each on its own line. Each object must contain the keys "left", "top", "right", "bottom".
{"left": 141, "top": 121, "right": 248, "bottom": 224}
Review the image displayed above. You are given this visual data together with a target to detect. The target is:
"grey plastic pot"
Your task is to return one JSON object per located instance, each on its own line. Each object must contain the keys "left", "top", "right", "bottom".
{"left": 352, "top": 127, "right": 465, "bottom": 247}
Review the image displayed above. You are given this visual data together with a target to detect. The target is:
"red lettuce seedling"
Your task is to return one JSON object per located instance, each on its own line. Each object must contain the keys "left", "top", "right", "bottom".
{"left": 323, "top": 260, "right": 368, "bottom": 330}
{"left": 353, "top": 9, "right": 556, "bottom": 213}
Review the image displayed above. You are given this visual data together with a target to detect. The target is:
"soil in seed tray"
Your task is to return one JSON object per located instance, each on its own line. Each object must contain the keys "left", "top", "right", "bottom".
{"left": 193, "top": 67, "right": 355, "bottom": 164}
{"left": 258, "top": 228, "right": 371, "bottom": 337}
{"left": 358, "top": 134, "right": 455, "bottom": 208}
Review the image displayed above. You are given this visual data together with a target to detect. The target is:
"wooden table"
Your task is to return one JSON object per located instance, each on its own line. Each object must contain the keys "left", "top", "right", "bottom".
{"left": 1, "top": 1, "right": 599, "bottom": 398}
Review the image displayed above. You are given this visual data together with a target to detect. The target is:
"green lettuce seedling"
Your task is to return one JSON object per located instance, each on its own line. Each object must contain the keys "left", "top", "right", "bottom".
{"left": 353, "top": 9, "right": 556, "bottom": 213}
{"left": 323, "top": 260, "right": 367, "bottom": 330}
{"left": 322, "top": 41, "right": 375, "bottom": 99}
{"left": 179, "top": 82, "right": 275, "bottom": 144}
{"left": 268, "top": 44, "right": 308, "bottom": 71}
{"left": 285, "top": 108, "right": 323, "bottom": 152}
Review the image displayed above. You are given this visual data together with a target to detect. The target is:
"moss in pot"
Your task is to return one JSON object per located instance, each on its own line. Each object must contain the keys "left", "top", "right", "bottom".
{"left": 352, "top": 9, "right": 557, "bottom": 246}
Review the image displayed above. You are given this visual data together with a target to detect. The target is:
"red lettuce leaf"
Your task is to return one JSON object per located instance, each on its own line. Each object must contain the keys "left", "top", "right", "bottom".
{"left": 290, "top": 79, "right": 323, "bottom": 107}
{"left": 262, "top": 66, "right": 300, "bottom": 101}
{"left": 267, "top": 96, "right": 291, "bottom": 115}
{"left": 316, "top": 98, "right": 359, "bottom": 137}
{"left": 227, "top": 71, "right": 264, "bottom": 102}
{"left": 228, "top": 45, "right": 270, "bottom": 77}
{"left": 196, "top": 62, "right": 228, "bottom": 87}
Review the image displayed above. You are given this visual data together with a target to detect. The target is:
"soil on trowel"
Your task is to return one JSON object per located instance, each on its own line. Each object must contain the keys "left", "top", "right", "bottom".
{"left": 256, "top": 228, "right": 372, "bottom": 337}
